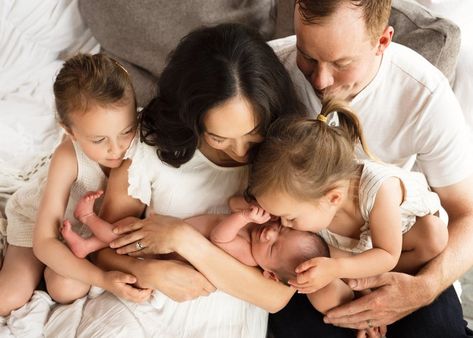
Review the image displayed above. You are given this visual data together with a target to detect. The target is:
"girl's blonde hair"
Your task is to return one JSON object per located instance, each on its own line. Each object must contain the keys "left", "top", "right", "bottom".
{"left": 249, "top": 99, "right": 374, "bottom": 201}
{"left": 53, "top": 53, "right": 135, "bottom": 127}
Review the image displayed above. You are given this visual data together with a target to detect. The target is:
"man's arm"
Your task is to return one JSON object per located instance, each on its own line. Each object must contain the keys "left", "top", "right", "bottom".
{"left": 421, "top": 175, "right": 473, "bottom": 296}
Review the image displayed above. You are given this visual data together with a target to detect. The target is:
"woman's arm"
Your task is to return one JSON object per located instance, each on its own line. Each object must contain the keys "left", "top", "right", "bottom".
{"left": 111, "top": 215, "right": 296, "bottom": 313}
{"left": 98, "top": 160, "right": 217, "bottom": 302}
{"left": 33, "top": 142, "right": 148, "bottom": 302}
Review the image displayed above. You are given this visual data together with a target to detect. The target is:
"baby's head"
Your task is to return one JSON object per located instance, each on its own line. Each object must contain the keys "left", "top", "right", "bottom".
{"left": 250, "top": 221, "right": 329, "bottom": 284}
{"left": 53, "top": 53, "right": 137, "bottom": 168}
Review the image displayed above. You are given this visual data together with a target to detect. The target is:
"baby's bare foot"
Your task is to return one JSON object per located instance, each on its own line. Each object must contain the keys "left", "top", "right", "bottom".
{"left": 61, "top": 219, "right": 91, "bottom": 258}
{"left": 74, "top": 191, "right": 103, "bottom": 223}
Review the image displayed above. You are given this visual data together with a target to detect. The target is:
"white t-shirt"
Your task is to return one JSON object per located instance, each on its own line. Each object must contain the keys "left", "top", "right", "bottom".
{"left": 271, "top": 36, "right": 473, "bottom": 188}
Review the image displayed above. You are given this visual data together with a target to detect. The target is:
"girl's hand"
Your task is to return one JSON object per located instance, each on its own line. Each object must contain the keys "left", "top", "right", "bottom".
{"left": 288, "top": 257, "right": 337, "bottom": 293}
{"left": 101, "top": 270, "right": 152, "bottom": 303}
{"left": 242, "top": 206, "right": 271, "bottom": 224}
{"left": 110, "top": 213, "right": 185, "bottom": 255}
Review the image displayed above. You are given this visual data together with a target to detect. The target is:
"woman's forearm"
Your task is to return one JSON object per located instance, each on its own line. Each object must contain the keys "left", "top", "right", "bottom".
{"left": 173, "top": 224, "right": 295, "bottom": 313}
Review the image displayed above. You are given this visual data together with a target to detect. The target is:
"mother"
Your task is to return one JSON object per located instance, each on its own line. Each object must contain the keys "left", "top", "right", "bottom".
{"left": 95, "top": 23, "right": 305, "bottom": 337}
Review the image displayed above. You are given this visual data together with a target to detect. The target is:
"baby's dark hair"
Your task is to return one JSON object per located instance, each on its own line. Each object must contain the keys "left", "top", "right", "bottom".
{"left": 274, "top": 232, "right": 329, "bottom": 284}
{"left": 53, "top": 53, "right": 135, "bottom": 127}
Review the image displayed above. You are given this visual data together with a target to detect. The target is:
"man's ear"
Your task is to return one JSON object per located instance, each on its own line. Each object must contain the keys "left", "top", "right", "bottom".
{"left": 376, "top": 26, "right": 394, "bottom": 56}
{"left": 263, "top": 270, "right": 279, "bottom": 282}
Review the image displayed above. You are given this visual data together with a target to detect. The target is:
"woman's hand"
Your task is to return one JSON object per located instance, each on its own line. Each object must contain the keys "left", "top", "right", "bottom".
{"left": 151, "top": 259, "right": 217, "bottom": 302}
{"left": 100, "top": 270, "right": 152, "bottom": 303}
{"left": 110, "top": 213, "right": 186, "bottom": 255}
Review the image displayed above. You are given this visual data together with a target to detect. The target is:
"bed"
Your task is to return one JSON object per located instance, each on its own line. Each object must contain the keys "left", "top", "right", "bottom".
{"left": 1, "top": 0, "right": 472, "bottom": 336}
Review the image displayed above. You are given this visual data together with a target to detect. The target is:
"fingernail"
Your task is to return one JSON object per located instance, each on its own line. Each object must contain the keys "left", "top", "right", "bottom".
{"left": 112, "top": 228, "right": 118, "bottom": 234}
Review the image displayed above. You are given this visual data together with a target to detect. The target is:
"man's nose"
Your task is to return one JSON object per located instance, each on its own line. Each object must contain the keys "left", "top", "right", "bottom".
{"left": 310, "top": 63, "right": 334, "bottom": 91}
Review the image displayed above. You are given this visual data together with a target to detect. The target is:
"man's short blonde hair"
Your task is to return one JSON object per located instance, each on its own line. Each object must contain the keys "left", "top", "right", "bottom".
{"left": 296, "top": 0, "right": 392, "bottom": 44}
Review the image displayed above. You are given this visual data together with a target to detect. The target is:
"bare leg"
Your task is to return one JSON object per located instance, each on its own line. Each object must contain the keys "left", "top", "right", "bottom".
{"left": 395, "top": 214, "right": 448, "bottom": 274}
{"left": 0, "top": 245, "right": 44, "bottom": 316}
{"left": 61, "top": 220, "right": 107, "bottom": 258}
{"left": 44, "top": 267, "right": 90, "bottom": 304}
{"left": 74, "top": 191, "right": 117, "bottom": 242}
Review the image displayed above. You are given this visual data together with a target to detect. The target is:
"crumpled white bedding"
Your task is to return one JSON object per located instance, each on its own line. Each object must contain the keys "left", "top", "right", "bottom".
{"left": 0, "top": 0, "right": 98, "bottom": 211}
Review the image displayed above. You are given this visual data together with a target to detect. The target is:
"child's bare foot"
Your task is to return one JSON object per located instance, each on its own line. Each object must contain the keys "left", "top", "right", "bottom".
{"left": 61, "top": 220, "right": 93, "bottom": 258}
{"left": 74, "top": 191, "right": 103, "bottom": 223}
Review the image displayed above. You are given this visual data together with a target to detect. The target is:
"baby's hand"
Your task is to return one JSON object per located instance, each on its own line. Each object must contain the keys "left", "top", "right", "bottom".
{"left": 102, "top": 270, "right": 152, "bottom": 303}
{"left": 242, "top": 206, "right": 271, "bottom": 224}
{"left": 357, "top": 325, "right": 387, "bottom": 338}
{"left": 288, "top": 257, "right": 337, "bottom": 294}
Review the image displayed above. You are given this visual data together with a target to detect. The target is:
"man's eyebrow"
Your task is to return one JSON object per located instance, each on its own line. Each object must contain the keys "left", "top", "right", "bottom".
{"left": 206, "top": 124, "right": 260, "bottom": 139}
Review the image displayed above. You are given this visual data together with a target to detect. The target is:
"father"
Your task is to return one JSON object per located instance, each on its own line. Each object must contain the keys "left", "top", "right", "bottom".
{"left": 270, "top": 0, "right": 473, "bottom": 337}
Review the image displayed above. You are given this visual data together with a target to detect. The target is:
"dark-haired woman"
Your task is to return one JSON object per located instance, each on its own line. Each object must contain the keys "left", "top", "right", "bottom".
{"left": 95, "top": 23, "right": 305, "bottom": 337}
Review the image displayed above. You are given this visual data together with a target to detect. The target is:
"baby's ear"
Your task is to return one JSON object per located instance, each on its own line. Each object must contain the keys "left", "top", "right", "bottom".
{"left": 263, "top": 270, "right": 279, "bottom": 282}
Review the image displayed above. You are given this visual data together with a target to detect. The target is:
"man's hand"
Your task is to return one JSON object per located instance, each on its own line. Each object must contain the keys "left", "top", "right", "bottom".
{"left": 324, "top": 272, "right": 433, "bottom": 329}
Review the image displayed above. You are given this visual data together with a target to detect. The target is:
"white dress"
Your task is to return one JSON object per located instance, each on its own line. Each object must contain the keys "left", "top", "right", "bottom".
{"left": 319, "top": 160, "right": 442, "bottom": 253}
{"left": 102, "top": 139, "right": 268, "bottom": 338}
{"left": 5, "top": 142, "right": 106, "bottom": 247}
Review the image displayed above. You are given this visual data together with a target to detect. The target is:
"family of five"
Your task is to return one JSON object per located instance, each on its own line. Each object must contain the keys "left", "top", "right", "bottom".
{"left": 1, "top": 1, "right": 472, "bottom": 337}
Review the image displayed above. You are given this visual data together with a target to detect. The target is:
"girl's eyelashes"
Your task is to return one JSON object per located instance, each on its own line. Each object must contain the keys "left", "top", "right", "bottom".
{"left": 92, "top": 138, "right": 105, "bottom": 144}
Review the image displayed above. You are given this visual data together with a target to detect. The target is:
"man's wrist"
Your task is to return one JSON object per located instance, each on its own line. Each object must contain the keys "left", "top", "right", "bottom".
{"left": 412, "top": 272, "right": 439, "bottom": 306}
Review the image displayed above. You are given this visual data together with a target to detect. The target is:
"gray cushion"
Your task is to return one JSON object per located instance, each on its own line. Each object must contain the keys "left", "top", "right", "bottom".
{"left": 272, "top": 0, "right": 460, "bottom": 84}
{"left": 389, "top": 0, "right": 460, "bottom": 84}
{"left": 78, "top": 0, "right": 460, "bottom": 107}
{"left": 79, "top": 0, "right": 276, "bottom": 107}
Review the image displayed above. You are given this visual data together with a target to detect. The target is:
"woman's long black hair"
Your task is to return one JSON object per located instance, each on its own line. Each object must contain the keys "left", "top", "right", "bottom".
{"left": 140, "top": 22, "right": 305, "bottom": 167}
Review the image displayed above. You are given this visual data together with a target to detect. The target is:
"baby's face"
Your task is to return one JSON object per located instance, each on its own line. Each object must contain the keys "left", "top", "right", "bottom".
{"left": 250, "top": 221, "right": 309, "bottom": 275}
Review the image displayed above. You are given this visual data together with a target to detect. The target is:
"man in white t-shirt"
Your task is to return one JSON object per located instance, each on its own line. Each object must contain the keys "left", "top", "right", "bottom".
{"left": 269, "top": 1, "right": 473, "bottom": 337}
